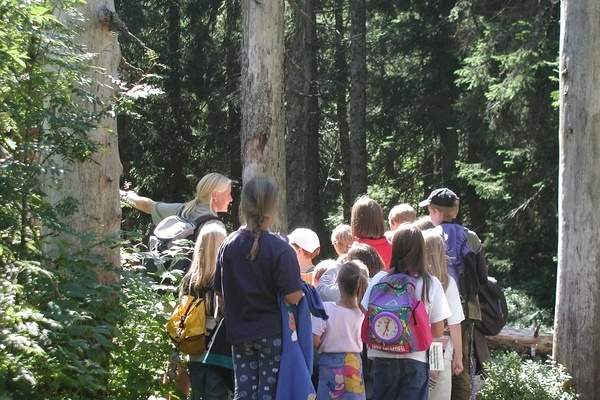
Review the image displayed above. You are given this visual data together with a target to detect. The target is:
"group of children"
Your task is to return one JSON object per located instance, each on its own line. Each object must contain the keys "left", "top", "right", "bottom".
{"left": 291, "top": 189, "right": 479, "bottom": 400}
{"left": 126, "top": 174, "right": 488, "bottom": 400}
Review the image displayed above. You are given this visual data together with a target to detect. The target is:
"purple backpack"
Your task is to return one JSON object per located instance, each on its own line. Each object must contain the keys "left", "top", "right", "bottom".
{"left": 366, "top": 273, "right": 432, "bottom": 353}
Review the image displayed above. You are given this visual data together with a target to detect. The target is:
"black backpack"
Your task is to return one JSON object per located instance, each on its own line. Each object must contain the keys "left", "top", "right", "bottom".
{"left": 143, "top": 206, "right": 221, "bottom": 277}
{"left": 475, "top": 277, "right": 508, "bottom": 336}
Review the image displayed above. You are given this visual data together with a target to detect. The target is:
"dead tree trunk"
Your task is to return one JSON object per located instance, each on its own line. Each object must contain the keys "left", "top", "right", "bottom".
{"left": 45, "top": 1, "right": 122, "bottom": 282}
{"left": 240, "top": 0, "right": 287, "bottom": 231}
{"left": 555, "top": 0, "right": 600, "bottom": 398}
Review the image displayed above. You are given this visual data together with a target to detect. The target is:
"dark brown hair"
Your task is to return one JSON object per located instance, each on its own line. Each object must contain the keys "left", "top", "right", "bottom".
{"left": 346, "top": 243, "right": 385, "bottom": 278}
{"left": 389, "top": 225, "right": 432, "bottom": 303}
{"left": 351, "top": 195, "right": 385, "bottom": 239}
{"left": 337, "top": 261, "right": 369, "bottom": 311}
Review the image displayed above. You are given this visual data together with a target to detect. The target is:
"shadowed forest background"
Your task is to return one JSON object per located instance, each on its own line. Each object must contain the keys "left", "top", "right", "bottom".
{"left": 118, "top": 0, "right": 559, "bottom": 318}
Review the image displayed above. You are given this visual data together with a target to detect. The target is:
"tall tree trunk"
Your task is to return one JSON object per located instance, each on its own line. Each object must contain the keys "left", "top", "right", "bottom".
{"left": 555, "top": 0, "right": 600, "bottom": 398}
{"left": 240, "top": 0, "right": 287, "bottom": 231}
{"left": 348, "top": 0, "right": 367, "bottom": 200}
{"left": 285, "top": 0, "right": 320, "bottom": 230}
{"left": 334, "top": 0, "right": 351, "bottom": 221}
{"left": 46, "top": 1, "right": 122, "bottom": 278}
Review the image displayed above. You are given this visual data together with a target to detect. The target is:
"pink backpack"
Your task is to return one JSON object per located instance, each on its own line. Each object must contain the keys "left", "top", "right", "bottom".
{"left": 366, "top": 273, "right": 432, "bottom": 353}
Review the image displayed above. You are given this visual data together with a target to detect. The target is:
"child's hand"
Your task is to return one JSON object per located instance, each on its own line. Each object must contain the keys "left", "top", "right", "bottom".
{"left": 452, "top": 352, "right": 464, "bottom": 375}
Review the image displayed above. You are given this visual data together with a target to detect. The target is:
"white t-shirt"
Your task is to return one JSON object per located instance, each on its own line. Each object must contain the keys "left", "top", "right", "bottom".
{"left": 312, "top": 302, "right": 364, "bottom": 353}
{"left": 445, "top": 277, "right": 464, "bottom": 326}
{"left": 442, "top": 277, "right": 464, "bottom": 362}
{"left": 361, "top": 271, "right": 451, "bottom": 363}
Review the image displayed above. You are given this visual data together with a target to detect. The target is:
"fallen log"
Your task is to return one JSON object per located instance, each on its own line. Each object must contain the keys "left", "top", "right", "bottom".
{"left": 485, "top": 326, "right": 553, "bottom": 356}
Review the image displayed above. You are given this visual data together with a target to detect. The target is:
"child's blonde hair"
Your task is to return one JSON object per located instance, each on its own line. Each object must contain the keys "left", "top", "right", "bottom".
{"left": 428, "top": 204, "right": 459, "bottom": 222}
{"left": 388, "top": 203, "right": 417, "bottom": 227}
{"left": 422, "top": 230, "right": 450, "bottom": 291}
{"left": 331, "top": 224, "right": 353, "bottom": 256}
{"left": 312, "top": 259, "right": 337, "bottom": 286}
{"left": 181, "top": 224, "right": 227, "bottom": 311}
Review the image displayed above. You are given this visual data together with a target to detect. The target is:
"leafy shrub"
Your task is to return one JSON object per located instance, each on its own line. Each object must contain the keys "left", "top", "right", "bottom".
{"left": 504, "top": 287, "right": 554, "bottom": 331}
{"left": 107, "top": 238, "right": 182, "bottom": 400}
{"left": 479, "top": 352, "right": 578, "bottom": 400}
{"left": 1, "top": 239, "right": 121, "bottom": 399}
{"left": 1, "top": 1, "right": 171, "bottom": 396}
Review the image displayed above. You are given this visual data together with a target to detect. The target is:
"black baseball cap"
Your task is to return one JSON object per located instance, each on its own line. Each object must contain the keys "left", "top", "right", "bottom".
{"left": 418, "top": 188, "right": 460, "bottom": 208}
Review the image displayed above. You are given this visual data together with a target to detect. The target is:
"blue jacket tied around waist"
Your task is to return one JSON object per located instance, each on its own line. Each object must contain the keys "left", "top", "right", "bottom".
{"left": 276, "top": 282, "right": 328, "bottom": 400}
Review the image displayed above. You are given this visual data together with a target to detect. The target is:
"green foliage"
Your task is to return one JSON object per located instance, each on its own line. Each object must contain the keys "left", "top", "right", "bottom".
{"left": 480, "top": 352, "right": 578, "bottom": 400}
{"left": 0, "top": 235, "right": 179, "bottom": 399}
{"left": 451, "top": 0, "right": 560, "bottom": 311}
{"left": 0, "top": 0, "right": 168, "bottom": 397}
{"left": 504, "top": 287, "right": 554, "bottom": 331}
{"left": 115, "top": 0, "right": 243, "bottom": 224}
{"left": 108, "top": 237, "right": 181, "bottom": 400}
{"left": 1, "top": 239, "right": 119, "bottom": 399}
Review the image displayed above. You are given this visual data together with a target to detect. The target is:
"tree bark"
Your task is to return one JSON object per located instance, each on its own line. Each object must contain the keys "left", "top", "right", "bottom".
{"left": 555, "top": 0, "right": 600, "bottom": 398}
{"left": 46, "top": 0, "right": 122, "bottom": 279}
{"left": 334, "top": 0, "right": 351, "bottom": 221}
{"left": 285, "top": 0, "right": 320, "bottom": 230}
{"left": 348, "top": 0, "right": 367, "bottom": 200}
{"left": 240, "top": 0, "right": 287, "bottom": 231}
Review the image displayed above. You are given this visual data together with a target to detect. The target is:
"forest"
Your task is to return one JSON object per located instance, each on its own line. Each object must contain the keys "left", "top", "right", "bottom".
{"left": 117, "top": 0, "right": 560, "bottom": 313}
{"left": 2, "top": 0, "right": 596, "bottom": 398}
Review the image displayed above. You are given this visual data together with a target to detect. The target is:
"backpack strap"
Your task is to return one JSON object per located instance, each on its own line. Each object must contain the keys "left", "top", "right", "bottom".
{"left": 179, "top": 296, "right": 203, "bottom": 331}
{"left": 192, "top": 214, "right": 222, "bottom": 227}
{"left": 177, "top": 205, "right": 222, "bottom": 237}
{"left": 189, "top": 214, "right": 223, "bottom": 247}
{"left": 176, "top": 204, "right": 187, "bottom": 219}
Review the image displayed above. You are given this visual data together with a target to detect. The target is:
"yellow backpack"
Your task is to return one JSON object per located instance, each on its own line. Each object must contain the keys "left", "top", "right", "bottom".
{"left": 165, "top": 295, "right": 206, "bottom": 355}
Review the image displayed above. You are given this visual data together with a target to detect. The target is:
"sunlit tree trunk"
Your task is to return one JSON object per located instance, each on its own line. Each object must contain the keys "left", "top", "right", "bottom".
{"left": 45, "top": 0, "right": 122, "bottom": 280}
{"left": 554, "top": 0, "right": 600, "bottom": 397}
{"left": 240, "top": 0, "right": 287, "bottom": 230}
{"left": 348, "top": 0, "right": 367, "bottom": 200}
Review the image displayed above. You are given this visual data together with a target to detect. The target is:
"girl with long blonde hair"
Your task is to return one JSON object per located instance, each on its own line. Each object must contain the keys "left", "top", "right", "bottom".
{"left": 180, "top": 223, "right": 229, "bottom": 400}
{"left": 422, "top": 230, "right": 464, "bottom": 400}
